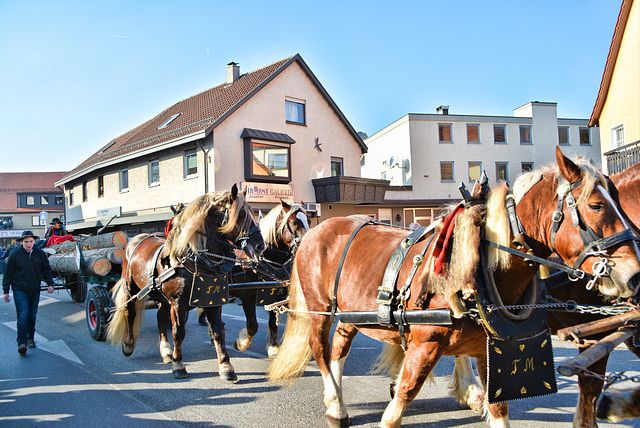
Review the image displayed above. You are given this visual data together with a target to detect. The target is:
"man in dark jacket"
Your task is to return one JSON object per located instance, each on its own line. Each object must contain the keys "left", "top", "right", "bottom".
{"left": 3, "top": 230, "right": 55, "bottom": 355}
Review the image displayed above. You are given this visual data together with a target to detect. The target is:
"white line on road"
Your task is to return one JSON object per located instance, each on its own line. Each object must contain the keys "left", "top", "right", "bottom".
{"left": 2, "top": 321, "right": 84, "bottom": 365}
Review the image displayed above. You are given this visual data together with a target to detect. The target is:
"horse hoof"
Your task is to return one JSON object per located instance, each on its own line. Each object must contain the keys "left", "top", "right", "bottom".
{"left": 122, "top": 345, "right": 134, "bottom": 357}
{"left": 326, "top": 415, "right": 349, "bottom": 428}
{"left": 232, "top": 339, "right": 242, "bottom": 351}
{"left": 220, "top": 371, "right": 238, "bottom": 383}
{"left": 172, "top": 369, "right": 189, "bottom": 379}
{"left": 267, "top": 346, "right": 279, "bottom": 359}
{"left": 162, "top": 355, "right": 173, "bottom": 364}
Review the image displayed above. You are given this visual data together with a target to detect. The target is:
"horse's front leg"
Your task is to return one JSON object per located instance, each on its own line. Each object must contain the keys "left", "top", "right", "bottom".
{"left": 122, "top": 299, "right": 138, "bottom": 356}
{"left": 451, "top": 355, "right": 485, "bottom": 413}
{"left": 156, "top": 301, "right": 173, "bottom": 363}
{"left": 476, "top": 355, "right": 510, "bottom": 428}
{"left": 207, "top": 306, "right": 238, "bottom": 382}
{"left": 233, "top": 293, "right": 258, "bottom": 353}
{"left": 169, "top": 302, "right": 189, "bottom": 379}
{"left": 323, "top": 321, "right": 358, "bottom": 427}
{"left": 573, "top": 353, "right": 609, "bottom": 428}
{"left": 266, "top": 310, "right": 280, "bottom": 359}
{"left": 380, "top": 339, "right": 445, "bottom": 428}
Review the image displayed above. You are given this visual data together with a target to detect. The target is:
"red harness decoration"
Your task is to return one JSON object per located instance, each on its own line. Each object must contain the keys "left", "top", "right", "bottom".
{"left": 164, "top": 217, "right": 174, "bottom": 237}
{"left": 431, "top": 204, "right": 465, "bottom": 276}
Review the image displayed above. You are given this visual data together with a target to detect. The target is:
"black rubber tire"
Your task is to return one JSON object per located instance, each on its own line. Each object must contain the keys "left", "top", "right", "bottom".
{"left": 86, "top": 286, "right": 111, "bottom": 341}
{"left": 69, "top": 274, "right": 87, "bottom": 303}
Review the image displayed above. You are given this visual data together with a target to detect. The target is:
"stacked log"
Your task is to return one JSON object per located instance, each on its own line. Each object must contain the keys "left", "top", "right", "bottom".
{"left": 47, "top": 232, "right": 128, "bottom": 276}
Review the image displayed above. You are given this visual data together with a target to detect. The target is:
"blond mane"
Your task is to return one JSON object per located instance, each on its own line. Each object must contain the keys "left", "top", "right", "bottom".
{"left": 259, "top": 201, "right": 306, "bottom": 247}
{"left": 164, "top": 190, "right": 254, "bottom": 265}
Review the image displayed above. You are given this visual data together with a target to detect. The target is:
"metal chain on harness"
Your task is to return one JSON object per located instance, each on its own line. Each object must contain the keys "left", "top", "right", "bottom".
{"left": 484, "top": 295, "right": 637, "bottom": 316}
{"left": 574, "top": 367, "right": 640, "bottom": 390}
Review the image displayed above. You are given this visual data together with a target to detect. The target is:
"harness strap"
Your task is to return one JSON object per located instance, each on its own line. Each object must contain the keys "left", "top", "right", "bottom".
{"left": 331, "top": 219, "right": 378, "bottom": 323}
{"left": 481, "top": 238, "right": 592, "bottom": 280}
{"left": 377, "top": 226, "right": 432, "bottom": 324}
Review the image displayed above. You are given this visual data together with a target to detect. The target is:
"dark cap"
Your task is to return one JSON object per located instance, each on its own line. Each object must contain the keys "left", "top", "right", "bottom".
{"left": 18, "top": 230, "right": 39, "bottom": 241}
{"left": 50, "top": 218, "right": 62, "bottom": 225}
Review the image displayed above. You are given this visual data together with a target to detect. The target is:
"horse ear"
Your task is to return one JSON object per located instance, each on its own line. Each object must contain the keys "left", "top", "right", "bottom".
{"left": 280, "top": 199, "right": 292, "bottom": 210}
{"left": 556, "top": 146, "right": 581, "bottom": 183}
{"left": 231, "top": 183, "right": 238, "bottom": 199}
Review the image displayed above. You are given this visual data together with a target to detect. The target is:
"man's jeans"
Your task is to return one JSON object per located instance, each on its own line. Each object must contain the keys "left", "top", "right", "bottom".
{"left": 13, "top": 290, "right": 40, "bottom": 346}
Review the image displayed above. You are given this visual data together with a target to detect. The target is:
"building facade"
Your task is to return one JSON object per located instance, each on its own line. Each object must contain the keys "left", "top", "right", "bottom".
{"left": 0, "top": 172, "right": 65, "bottom": 247}
{"left": 590, "top": 0, "right": 639, "bottom": 174}
{"left": 360, "top": 102, "right": 600, "bottom": 228}
{"left": 56, "top": 54, "right": 386, "bottom": 235}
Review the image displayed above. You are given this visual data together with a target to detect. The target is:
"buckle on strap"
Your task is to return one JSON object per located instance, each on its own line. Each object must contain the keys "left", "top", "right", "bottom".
{"left": 552, "top": 211, "right": 564, "bottom": 223}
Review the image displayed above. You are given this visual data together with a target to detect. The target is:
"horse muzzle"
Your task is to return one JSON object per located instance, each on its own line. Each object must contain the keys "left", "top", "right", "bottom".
{"left": 600, "top": 268, "right": 640, "bottom": 299}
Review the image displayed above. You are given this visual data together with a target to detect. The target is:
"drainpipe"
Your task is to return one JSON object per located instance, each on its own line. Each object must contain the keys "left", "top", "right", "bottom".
{"left": 196, "top": 140, "right": 211, "bottom": 194}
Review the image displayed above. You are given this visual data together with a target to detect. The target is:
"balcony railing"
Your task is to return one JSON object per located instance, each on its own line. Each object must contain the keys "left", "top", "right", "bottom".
{"left": 605, "top": 140, "right": 640, "bottom": 174}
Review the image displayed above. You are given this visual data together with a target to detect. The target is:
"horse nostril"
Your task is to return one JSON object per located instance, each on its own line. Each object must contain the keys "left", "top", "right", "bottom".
{"left": 629, "top": 271, "right": 640, "bottom": 297}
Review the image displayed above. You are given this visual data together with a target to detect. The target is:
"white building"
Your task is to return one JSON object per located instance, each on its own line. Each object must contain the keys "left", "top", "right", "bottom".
{"left": 359, "top": 102, "right": 601, "bottom": 228}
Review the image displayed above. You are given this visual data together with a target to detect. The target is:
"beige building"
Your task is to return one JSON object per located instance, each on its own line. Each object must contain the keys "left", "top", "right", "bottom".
{"left": 590, "top": 0, "right": 640, "bottom": 174}
{"left": 56, "top": 54, "right": 386, "bottom": 235}
{"left": 360, "top": 102, "right": 600, "bottom": 228}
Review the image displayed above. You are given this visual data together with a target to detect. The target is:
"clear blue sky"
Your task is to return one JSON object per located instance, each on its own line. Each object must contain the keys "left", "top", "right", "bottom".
{"left": 0, "top": 0, "right": 622, "bottom": 172}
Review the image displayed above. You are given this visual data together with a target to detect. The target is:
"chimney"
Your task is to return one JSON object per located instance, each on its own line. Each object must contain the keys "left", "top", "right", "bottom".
{"left": 436, "top": 105, "right": 449, "bottom": 115}
{"left": 227, "top": 61, "right": 240, "bottom": 84}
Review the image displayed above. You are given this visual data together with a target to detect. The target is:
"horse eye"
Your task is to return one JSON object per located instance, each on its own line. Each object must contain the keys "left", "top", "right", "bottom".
{"left": 588, "top": 203, "right": 604, "bottom": 212}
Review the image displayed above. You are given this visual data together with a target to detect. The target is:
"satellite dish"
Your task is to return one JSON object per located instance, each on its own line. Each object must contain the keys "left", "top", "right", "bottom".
{"left": 388, "top": 156, "right": 397, "bottom": 168}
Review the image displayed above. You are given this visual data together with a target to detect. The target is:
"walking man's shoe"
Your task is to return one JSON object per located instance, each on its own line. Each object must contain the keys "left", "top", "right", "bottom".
{"left": 27, "top": 339, "right": 35, "bottom": 348}
{"left": 18, "top": 344, "right": 27, "bottom": 355}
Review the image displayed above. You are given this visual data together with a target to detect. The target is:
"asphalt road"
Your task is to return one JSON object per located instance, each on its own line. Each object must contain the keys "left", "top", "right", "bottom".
{"left": 1, "top": 279, "right": 639, "bottom": 427}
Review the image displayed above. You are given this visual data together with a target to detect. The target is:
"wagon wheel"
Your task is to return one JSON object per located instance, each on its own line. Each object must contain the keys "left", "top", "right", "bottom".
{"left": 86, "top": 286, "right": 112, "bottom": 341}
{"left": 67, "top": 273, "right": 88, "bottom": 303}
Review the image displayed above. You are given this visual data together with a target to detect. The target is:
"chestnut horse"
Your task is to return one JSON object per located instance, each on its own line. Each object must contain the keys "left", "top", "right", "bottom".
{"left": 107, "top": 185, "right": 265, "bottom": 380}
{"left": 230, "top": 199, "right": 310, "bottom": 358}
{"left": 449, "top": 161, "right": 640, "bottom": 427}
{"left": 267, "top": 148, "right": 640, "bottom": 428}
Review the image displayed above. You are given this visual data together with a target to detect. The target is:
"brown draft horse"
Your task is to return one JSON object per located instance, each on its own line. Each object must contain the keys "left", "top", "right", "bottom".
{"left": 106, "top": 185, "right": 265, "bottom": 380}
{"left": 267, "top": 148, "right": 640, "bottom": 428}
{"left": 229, "top": 199, "right": 310, "bottom": 358}
{"left": 449, "top": 161, "right": 640, "bottom": 427}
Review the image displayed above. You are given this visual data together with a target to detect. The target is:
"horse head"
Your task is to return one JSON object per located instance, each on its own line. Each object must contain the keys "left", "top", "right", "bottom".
{"left": 278, "top": 199, "right": 311, "bottom": 250}
{"left": 215, "top": 183, "right": 265, "bottom": 260}
{"left": 514, "top": 147, "right": 640, "bottom": 298}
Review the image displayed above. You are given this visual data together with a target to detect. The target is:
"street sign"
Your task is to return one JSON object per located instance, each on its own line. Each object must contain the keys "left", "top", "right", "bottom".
{"left": 39, "top": 211, "right": 47, "bottom": 226}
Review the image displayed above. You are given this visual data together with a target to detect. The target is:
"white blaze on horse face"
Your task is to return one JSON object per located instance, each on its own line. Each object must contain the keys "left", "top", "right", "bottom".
{"left": 297, "top": 211, "right": 310, "bottom": 231}
{"left": 598, "top": 184, "right": 640, "bottom": 262}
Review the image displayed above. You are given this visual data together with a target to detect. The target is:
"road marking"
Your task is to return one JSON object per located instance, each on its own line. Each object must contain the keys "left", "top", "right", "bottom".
{"left": 2, "top": 322, "right": 84, "bottom": 365}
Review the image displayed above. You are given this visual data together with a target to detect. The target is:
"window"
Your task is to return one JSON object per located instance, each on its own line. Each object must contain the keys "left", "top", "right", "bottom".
{"left": 32, "top": 216, "right": 40, "bottom": 227}
{"left": 494, "top": 125, "right": 507, "bottom": 144}
{"left": 41, "top": 195, "right": 49, "bottom": 205}
{"left": 579, "top": 127, "right": 591, "bottom": 145}
{"left": 403, "top": 208, "right": 433, "bottom": 227}
{"left": 285, "top": 99, "right": 305, "bottom": 125}
{"left": 378, "top": 208, "right": 392, "bottom": 225}
{"left": 522, "top": 162, "right": 534, "bottom": 172}
{"left": 468, "top": 161, "right": 482, "bottom": 182}
{"left": 157, "top": 113, "right": 180, "bottom": 130}
{"left": 119, "top": 169, "right": 129, "bottom": 192}
{"left": 148, "top": 159, "right": 160, "bottom": 185}
{"left": 82, "top": 181, "right": 88, "bottom": 202}
{"left": 98, "top": 175, "right": 104, "bottom": 197}
{"left": 558, "top": 127, "right": 570, "bottom": 145}
{"left": 612, "top": 124, "right": 625, "bottom": 148}
{"left": 440, "top": 161, "right": 454, "bottom": 181}
{"left": 519, "top": 125, "right": 532, "bottom": 144}
{"left": 26, "top": 196, "right": 34, "bottom": 206}
{"left": 467, "top": 124, "right": 480, "bottom": 144}
{"left": 184, "top": 148, "right": 198, "bottom": 178}
{"left": 248, "top": 142, "right": 290, "bottom": 182}
{"left": 331, "top": 157, "right": 343, "bottom": 177}
{"left": 69, "top": 190, "right": 74, "bottom": 206}
{"left": 55, "top": 195, "right": 63, "bottom": 205}
{"left": 496, "top": 162, "right": 508, "bottom": 181}
{"left": 439, "top": 124, "right": 452, "bottom": 143}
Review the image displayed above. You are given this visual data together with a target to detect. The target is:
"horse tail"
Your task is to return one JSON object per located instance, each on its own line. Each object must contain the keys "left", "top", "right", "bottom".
{"left": 267, "top": 262, "right": 312, "bottom": 384}
{"left": 106, "top": 278, "right": 147, "bottom": 345}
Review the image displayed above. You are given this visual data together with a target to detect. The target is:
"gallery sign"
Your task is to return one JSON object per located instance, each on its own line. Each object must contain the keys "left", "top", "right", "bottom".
{"left": 242, "top": 182, "right": 294, "bottom": 203}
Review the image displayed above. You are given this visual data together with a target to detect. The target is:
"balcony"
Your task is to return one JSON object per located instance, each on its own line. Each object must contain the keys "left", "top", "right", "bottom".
{"left": 312, "top": 176, "right": 389, "bottom": 204}
{"left": 605, "top": 140, "right": 640, "bottom": 174}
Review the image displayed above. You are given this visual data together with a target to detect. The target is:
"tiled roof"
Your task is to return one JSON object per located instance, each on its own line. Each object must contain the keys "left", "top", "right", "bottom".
{"left": 64, "top": 56, "right": 296, "bottom": 179}
{"left": 0, "top": 172, "right": 65, "bottom": 210}
{"left": 590, "top": 0, "right": 634, "bottom": 127}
